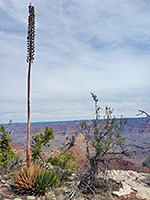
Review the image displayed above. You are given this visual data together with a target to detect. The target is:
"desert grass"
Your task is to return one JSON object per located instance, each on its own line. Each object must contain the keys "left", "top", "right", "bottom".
{"left": 13, "top": 162, "right": 42, "bottom": 194}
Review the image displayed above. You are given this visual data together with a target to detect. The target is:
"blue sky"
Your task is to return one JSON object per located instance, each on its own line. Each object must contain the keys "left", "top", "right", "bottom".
{"left": 0, "top": 0, "right": 150, "bottom": 123}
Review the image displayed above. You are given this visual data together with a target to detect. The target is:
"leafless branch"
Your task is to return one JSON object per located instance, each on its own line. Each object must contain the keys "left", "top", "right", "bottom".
{"left": 136, "top": 110, "right": 150, "bottom": 118}
{"left": 61, "top": 181, "right": 80, "bottom": 200}
{"left": 81, "top": 179, "right": 96, "bottom": 195}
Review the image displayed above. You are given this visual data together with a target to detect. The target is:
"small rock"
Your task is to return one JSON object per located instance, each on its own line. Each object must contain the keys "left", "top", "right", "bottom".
{"left": 0, "top": 191, "right": 3, "bottom": 197}
{"left": 40, "top": 197, "right": 45, "bottom": 200}
{"left": 27, "top": 196, "right": 36, "bottom": 200}
{"left": 1, "top": 179, "right": 6, "bottom": 184}
{"left": 61, "top": 186, "right": 70, "bottom": 193}
{"left": 3, "top": 174, "right": 8, "bottom": 178}
{"left": 14, "top": 198, "right": 22, "bottom": 200}
{"left": 4, "top": 199, "right": 11, "bottom": 200}
{"left": 113, "top": 182, "right": 132, "bottom": 196}
{"left": 4, "top": 183, "right": 10, "bottom": 187}
{"left": 45, "top": 191, "right": 56, "bottom": 200}
{"left": 57, "top": 194, "right": 64, "bottom": 200}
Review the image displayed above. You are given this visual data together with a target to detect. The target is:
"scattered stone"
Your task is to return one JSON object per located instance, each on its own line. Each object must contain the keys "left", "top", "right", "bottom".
{"left": 1, "top": 179, "right": 6, "bottom": 184}
{"left": 4, "top": 183, "right": 10, "bottom": 187}
{"left": 14, "top": 198, "right": 23, "bottom": 200}
{"left": 69, "top": 173, "right": 77, "bottom": 180}
{"left": 56, "top": 194, "right": 64, "bottom": 200}
{"left": 60, "top": 186, "right": 70, "bottom": 193}
{"left": 113, "top": 182, "right": 132, "bottom": 196}
{"left": 45, "top": 191, "right": 56, "bottom": 200}
{"left": 0, "top": 191, "right": 3, "bottom": 197}
{"left": 4, "top": 199, "right": 11, "bottom": 200}
{"left": 38, "top": 197, "right": 45, "bottom": 200}
{"left": 27, "top": 196, "right": 36, "bottom": 200}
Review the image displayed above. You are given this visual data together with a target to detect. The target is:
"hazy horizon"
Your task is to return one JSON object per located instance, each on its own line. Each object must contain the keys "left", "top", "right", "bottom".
{"left": 2, "top": 116, "right": 147, "bottom": 125}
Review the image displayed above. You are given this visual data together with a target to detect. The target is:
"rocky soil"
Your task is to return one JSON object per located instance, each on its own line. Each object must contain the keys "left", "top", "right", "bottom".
{"left": 0, "top": 168, "right": 150, "bottom": 200}
{"left": 107, "top": 170, "right": 150, "bottom": 200}
{"left": 0, "top": 170, "right": 76, "bottom": 200}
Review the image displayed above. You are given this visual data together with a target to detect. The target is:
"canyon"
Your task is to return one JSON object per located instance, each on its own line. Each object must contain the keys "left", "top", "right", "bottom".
{"left": 4, "top": 117, "right": 150, "bottom": 167}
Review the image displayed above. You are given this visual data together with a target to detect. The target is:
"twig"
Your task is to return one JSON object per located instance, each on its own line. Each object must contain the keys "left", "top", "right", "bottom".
{"left": 136, "top": 110, "right": 150, "bottom": 118}
{"left": 81, "top": 179, "right": 95, "bottom": 195}
{"left": 61, "top": 189, "right": 75, "bottom": 200}
{"left": 61, "top": 181, "right": 80, "bottom": 200}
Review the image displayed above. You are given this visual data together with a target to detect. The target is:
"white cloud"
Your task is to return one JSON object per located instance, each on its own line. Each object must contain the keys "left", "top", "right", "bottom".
{"left": 0, "top": 0, "right": 150, "bottom": 123}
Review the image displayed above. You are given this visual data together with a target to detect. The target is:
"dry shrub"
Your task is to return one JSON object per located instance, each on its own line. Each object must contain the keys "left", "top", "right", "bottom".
{"left": 14, "top": 163, "right": 42, "bottom": 194}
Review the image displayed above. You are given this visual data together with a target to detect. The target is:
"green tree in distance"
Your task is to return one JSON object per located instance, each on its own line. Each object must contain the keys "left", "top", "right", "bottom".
{"left": 47, "top": 150, "right": 79, "bottom": 171}
{"left": 47, "top": 150, "right": 79, "bottom": 182}
{"left": 0, "top": 121, "right": 16, "bottom": 167}
{"left": 31, "top": 126, "right": 54, "bottom": 160}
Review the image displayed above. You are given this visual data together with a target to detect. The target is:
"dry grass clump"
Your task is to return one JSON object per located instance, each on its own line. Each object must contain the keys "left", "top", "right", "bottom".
{"left": 14, "top": 163, "right": 42, "bottom": 194}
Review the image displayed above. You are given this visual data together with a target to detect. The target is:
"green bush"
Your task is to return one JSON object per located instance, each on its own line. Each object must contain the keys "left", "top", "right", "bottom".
{"left": 47, "top": 156, "right": 63, "bottom": 168}
{"left": 0, "top": 122, "right": 16, "bottom": 167}
{"left": 51, "top": 166, "right": 72, "bottom": 182}
{"left": 47, "top": 150, "right": 79, "bottom": 182}
{"left": 35, "top": 168, "right": 60, "bottom": 195}
{"left": 47, "top": 150, "right": 79, "bottom": 171}
{"left": 31, "top": 126, "right": 54, "bottom": 160}
{"left": 59, "top": 150, "right": 79, "bottom": 171}
{"left": 14, "top": 163, "right": 60, "bottom": 196}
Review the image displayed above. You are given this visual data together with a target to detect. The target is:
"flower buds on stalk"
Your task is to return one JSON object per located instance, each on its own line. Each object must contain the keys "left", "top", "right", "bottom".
{"left": 27, "top": 3, "right": 35, "bottom": 63}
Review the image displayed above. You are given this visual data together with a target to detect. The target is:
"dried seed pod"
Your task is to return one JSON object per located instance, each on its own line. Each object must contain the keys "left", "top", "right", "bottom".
{"left": 27, "top": 3, "right": 35, "bottom": 63}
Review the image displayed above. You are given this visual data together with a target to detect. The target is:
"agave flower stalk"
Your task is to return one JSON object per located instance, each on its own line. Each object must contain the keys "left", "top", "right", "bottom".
{"left": 26, "top": 3, "right": 35, "bottom": 167}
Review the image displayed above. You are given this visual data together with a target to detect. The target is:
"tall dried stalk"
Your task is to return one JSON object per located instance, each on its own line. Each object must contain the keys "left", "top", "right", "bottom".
{"left": 26, "top": 3, "right": 35, "bottom": 167}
